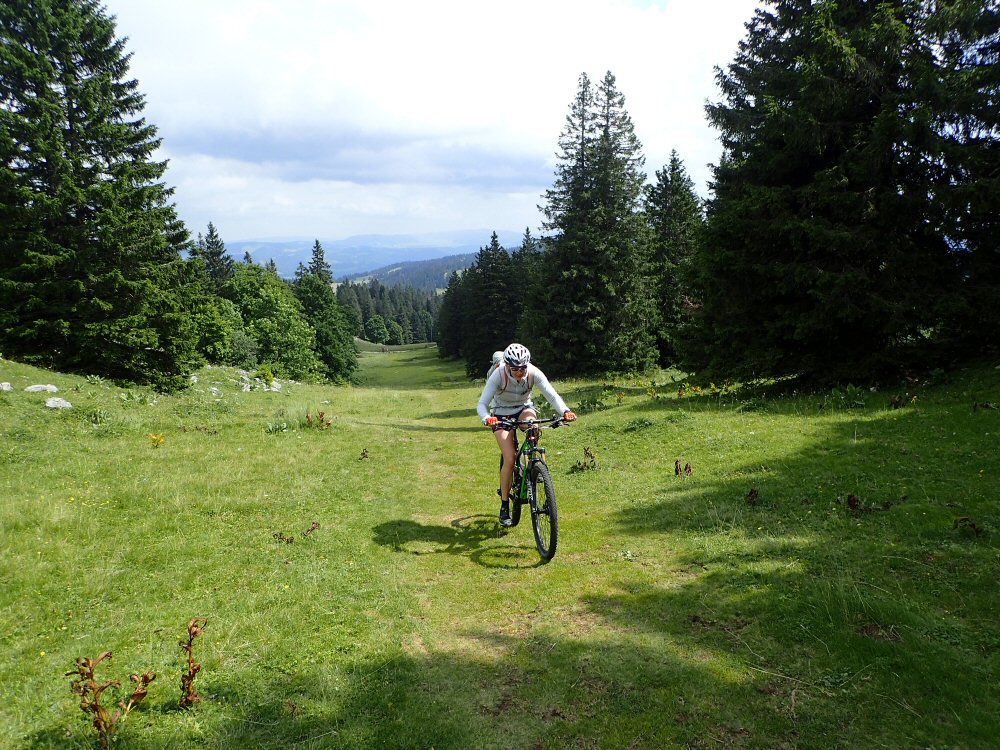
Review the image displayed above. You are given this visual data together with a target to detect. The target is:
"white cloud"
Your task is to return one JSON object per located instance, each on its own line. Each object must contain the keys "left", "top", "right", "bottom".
{"left": 103, "top": 0, "right": 760, "bottom": 240}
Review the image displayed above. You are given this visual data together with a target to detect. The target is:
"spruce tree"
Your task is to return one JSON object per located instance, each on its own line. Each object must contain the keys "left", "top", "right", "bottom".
{"left": 681, "top": 0, "right": 961, "bottom": 384}
{"left": 461, "top": 232, "right": 515, "bottom": 376}
{"left": 293, "top": 270, "right": 357, "bottom": 382}
{"left": 335, "top": 283, "right": 364, "bottom": 336}
{"left": 512, "top": 228, "right": 544, "bottom": 346}
{"left": 436, "top": 271, "right": 468, "bottom": 359}
{"left": 200, "top": 222, "right": 234, "bottom": 291}
{"left": 645, "top": 151, "right": 704, "bottom": 366}
{"left": 529, "top": 72, "right": 656, "bottom": 375}
{"left": 307, "top": 239, "right": 334, "bottom": 285}
{"left": 924, "top": 0, "right": 1000, "bottom": 351}
{"left": 0, "top": 0, "right": 201, "bottom": 389}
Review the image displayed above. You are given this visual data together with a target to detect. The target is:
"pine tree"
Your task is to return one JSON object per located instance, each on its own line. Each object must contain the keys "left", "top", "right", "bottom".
{"left": 0, "top": 0, "right": 202, "bottom": 389}
{"left": 645, "top": 151, "right": 704, "bottom": 366}
{"left": 529, "top": 72, "right": 656, "bottom": 375}
{"left": 307, "top": 239, "right": 334, "bottom": 285}
{"left": 681, "top": 0, "right": 961, "bottom": 384}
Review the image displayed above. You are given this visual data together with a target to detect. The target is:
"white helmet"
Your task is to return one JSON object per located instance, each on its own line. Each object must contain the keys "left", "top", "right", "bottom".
{"left": 491, "top": 350, "right": 504, "bottom": 365}
{"left": 503, "top": 343, "right": 530, "bottom": 367}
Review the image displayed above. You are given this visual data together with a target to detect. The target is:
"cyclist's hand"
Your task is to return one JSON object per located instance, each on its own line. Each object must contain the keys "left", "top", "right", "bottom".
{"left": 484, "top": 416, "right": 499, "bottom": 427}
{"left": 563, "top": 410, "right": 577, "bottom": 422}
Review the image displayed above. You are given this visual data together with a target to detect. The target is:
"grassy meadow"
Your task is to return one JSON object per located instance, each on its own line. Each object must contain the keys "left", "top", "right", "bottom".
{"left": 1, "top": 347, "right": 998, "bottom": 749}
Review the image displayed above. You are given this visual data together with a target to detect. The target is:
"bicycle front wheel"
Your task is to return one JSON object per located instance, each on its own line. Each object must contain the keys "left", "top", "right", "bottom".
{"left": 529, "top": 462, "right": 558, "bottom": 561}
{"left": 500, "top": 455, "right": 523, "bottom": 527}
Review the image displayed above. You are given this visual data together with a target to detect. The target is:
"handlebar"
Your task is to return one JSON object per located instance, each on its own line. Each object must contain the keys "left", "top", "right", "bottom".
{"left": 493, "top": 416, "right": 571, "bottom": 429}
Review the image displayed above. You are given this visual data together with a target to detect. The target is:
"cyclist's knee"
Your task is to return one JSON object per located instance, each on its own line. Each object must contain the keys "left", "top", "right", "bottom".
{"left": 500, "top": 445, "right": 516, "bottom": 465}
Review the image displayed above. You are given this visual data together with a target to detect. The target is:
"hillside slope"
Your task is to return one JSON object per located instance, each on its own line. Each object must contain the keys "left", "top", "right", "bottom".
{"left": 1, "top": 352, "right": 998, "bottom": 748}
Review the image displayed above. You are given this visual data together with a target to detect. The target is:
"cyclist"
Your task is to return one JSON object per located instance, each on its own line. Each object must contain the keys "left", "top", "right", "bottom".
{"left": 486, "top": 350, "right": 503, "bottom": 379}
{"left": 477, "top": 343, "right": 576, "bottom": 526}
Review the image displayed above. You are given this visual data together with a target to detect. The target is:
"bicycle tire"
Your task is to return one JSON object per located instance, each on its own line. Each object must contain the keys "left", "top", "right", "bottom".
{"left": 511, "top": 460, "right": 524, "bottom": 526}
{"left": 529, "top": 462, "right": 558, "bottom": 561}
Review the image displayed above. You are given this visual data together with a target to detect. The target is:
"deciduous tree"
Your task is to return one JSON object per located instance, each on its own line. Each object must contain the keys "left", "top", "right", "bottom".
{"left": 224, "top": 265, "right": 321, "bottom": 380}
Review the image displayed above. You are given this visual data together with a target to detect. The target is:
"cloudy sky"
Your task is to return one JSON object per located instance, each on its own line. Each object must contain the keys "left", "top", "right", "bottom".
{"left": 101, "top": 0, "right": 761, "bottom": 242}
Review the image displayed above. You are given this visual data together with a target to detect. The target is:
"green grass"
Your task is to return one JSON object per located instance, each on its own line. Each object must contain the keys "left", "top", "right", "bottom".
{"left": 1, "top": 351, "right": 998, "bottom": 749}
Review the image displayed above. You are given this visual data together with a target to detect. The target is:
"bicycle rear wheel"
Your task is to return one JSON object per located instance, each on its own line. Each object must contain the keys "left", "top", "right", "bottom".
{"left": 529, "top": 462, "right": 558, "bottom": 561}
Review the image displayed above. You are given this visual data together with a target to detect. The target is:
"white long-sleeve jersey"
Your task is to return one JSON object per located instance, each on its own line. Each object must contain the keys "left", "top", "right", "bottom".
{"left": 477, "top": 363, "right": 569, "bottom": 423}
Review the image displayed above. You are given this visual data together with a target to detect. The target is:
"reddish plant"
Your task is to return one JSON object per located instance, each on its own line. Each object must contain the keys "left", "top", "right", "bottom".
{"left": 67, "top": 651, "right": 154, "bottom": 749}
{"left": 179, "top": 618, "right": 207, "bottom": 709}
{"left": 305, "top": 410, "right": 333, "bottom": 429}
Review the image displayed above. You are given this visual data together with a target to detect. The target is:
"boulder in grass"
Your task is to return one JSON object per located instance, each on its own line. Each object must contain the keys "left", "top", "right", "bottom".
{"left": 1, "top": 382, "right": 12, "bottom": 392}
{"left": 26, "top": 384, "right": 59, "bottom": 393}
{"left": 45, "top": 397, "right": 73, "bottom": 409}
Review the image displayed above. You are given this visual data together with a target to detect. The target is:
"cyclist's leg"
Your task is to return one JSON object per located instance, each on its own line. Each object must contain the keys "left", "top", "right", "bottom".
{"left": 519, "top": 407, "right": 539, "bottom": 441}
{"left": 493, "top": 425, "right": 517, "bottom": 504}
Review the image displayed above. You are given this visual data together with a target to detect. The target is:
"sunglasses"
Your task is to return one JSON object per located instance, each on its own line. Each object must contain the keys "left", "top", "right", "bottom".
{"left": 508, "top": 365, "right": 527, "bottom": 372}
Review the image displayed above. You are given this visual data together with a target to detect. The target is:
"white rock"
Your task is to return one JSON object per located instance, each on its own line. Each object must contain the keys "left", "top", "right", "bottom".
{"left": 0, "top": 382, "right": 11, "bottom": 391}
{"left": 45, "top": 397, "right": 73, "bottom": 409}
{"left": 190, "top": 374, "right": 199, "bottom": 383}
{"left": 242, "top": 383, "right": 252, "bottom": 392}
{"left": 26, "top": 384, "right": 58, "bottom": 393}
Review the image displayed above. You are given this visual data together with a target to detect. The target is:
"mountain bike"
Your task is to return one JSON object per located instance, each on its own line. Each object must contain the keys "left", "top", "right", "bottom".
{"left": 494, "top": 416, "right": 569, "bottom": 562}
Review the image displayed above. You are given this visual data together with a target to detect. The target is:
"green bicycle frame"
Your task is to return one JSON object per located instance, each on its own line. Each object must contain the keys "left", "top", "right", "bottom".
{"left": 509, "top": 428, "right": 545, "bottom": 503}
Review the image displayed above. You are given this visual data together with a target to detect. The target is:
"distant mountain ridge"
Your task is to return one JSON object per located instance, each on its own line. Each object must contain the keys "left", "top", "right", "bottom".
{"left": 227, "top": 229, "right": 523, "bottom": 280}
{"left": 340, "top": 253, "right": 476, "bottom": 292}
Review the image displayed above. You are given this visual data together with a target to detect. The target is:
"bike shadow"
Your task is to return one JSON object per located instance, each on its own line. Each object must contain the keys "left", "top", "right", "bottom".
{"left": 372, "top": 515, "right": 545, "bottom": 569}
